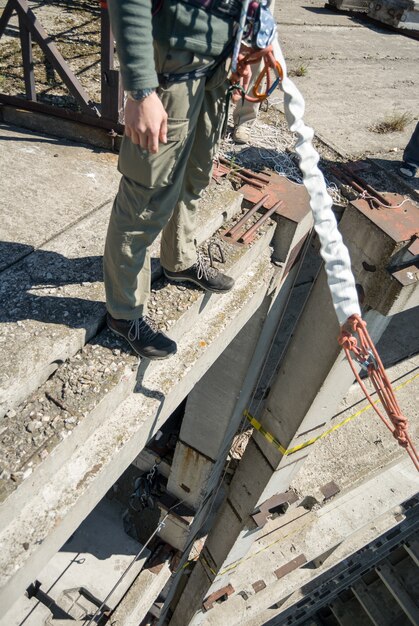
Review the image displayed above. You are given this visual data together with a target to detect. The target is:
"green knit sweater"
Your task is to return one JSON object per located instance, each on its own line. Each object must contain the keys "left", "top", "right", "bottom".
{"left": 108, "top": 0, "right": 237, "bottom": 91}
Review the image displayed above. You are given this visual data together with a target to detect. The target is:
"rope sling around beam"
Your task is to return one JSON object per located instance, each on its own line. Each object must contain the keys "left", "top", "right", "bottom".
{"left": 232, "top": 25, "right": 419, "bottom": 469}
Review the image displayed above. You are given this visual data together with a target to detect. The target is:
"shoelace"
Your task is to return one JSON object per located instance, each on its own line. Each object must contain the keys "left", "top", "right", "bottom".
{"left": 194, "top": 251, "right": 219, "bottom": 281}
{"left": 128, "top": 316, "right": 159, "bottom": 342}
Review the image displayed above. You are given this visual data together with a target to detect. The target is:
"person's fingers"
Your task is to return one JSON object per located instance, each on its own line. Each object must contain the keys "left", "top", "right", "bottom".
{"left": 159, "top": 115, "right": 168, "bottom": 145}
{"left": 139, "top": 131, "right": 148, "bottom": 150}
{"left": 148, "top": 130, "right": 159, "bottom": 154}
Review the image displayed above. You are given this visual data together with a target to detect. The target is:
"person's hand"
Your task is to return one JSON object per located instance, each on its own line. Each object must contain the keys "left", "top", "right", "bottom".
{"left": 241, "top": 62, "right": 252, "bottom": 94}
{"left": 124, "top": 92, "right": 168, "bottom": 154}
{"left": 231, "top": 55, "right": 252, "bottom": 102}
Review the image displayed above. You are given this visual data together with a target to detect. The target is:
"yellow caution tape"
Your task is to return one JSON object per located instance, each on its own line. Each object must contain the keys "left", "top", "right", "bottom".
{"left": 244, "top": 370, "right": 419, "bottom": 457}
{"left": 178, "top": 371, "right": 418, "bottom": 581}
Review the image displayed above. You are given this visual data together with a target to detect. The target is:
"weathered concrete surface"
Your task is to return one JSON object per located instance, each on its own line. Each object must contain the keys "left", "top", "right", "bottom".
{"left": 368, "top": 0, "right": 419, "bottom": 33}
{"left": 290, "top": 356, "right": 419, "bottom": 496}
{"left": 0, "top": 246, "right": 275, "bottom": 615}
{"left": 0, "top": 497, "right": 150, "bottom": 626}
{"left": 0, "top": 123, "right": 120, "bottom": 270}
{"left": 109, "top": 560, "right": 172, "bottom": 626}
{"left": 0, "top": 216, "right": 275, "bottom": 518}
{"left": 192, "top": 458, "right": 418, "bottom": 626}
{"left": 275, "top": 0, "right": 419, "bottom": 158}
{"left": 0, "top": 172, "right": 242, "bottom": 419}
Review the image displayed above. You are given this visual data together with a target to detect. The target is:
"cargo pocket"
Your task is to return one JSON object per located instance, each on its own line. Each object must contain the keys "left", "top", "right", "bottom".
{"left": 118, "top": 118, "right": 189, "bottom": 189}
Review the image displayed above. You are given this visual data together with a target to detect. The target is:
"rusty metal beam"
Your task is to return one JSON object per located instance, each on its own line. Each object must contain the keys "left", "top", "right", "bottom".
{"left": 18, "top": 14, "right": 36, "bottom": 101}
{"left": 0, "top": 94, "right": 123, "bottom": 133}
{"left": 100, "top": 5, "right": 123, "bottom": 124}
{"left": 12, "top": 0, "right": 97, "bottom": 115}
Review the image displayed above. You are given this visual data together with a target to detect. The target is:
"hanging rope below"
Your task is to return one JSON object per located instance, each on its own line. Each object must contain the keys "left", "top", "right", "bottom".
{"left": 228, "top": 26, "right": 419, "bottom": 471}
{"left": 338, "top": 315, "right": 419, "bottom": 471}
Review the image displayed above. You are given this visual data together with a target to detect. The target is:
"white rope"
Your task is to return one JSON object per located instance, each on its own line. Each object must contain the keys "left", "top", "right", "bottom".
{"left": 272, "top": 37, "right": 361, "bottom": 325}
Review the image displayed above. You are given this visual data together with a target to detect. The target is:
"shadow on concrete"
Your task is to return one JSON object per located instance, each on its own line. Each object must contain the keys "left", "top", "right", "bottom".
{"left": 0, "top": 128, "right": 78, "bottom": 146}
{"left": 0, "top": 242, "right": 107, "bottom": 330}
{"left": 369, "top": 156, "right": 419, "bottom": 197}
{"left": 302, "top": 4, "right": 404, "bottom": 37}
{"left": 135, "top": 361, "right": 166, "bottom": 430}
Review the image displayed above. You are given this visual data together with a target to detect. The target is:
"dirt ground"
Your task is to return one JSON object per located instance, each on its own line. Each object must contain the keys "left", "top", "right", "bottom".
{"left": 0, "top": 0, "right": 102, "bottom": 108}
{"left": 273, "top": 0, "right": 419, "bottom": 172}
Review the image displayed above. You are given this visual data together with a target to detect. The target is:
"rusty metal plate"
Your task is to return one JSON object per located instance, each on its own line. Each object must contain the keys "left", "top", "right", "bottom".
{"left": 252, "top": 580, "right": 267, "bottom": 593}
{"left": 240, "top": 173, "right": 311, "bottom": 223}
{"left": 274, "top": 554, "right": 307, "bottom": 579}
{"left": 203, "top": 584, "right": 235, "bottom": 611}
{"left": 251, "top": 490, "right": 298, "bottom": 527}
{"left": 351, "top": 196, "right": 419, "bottom": 244}
{"left": 320, "top": 481, "right": 340, "bottom": 501}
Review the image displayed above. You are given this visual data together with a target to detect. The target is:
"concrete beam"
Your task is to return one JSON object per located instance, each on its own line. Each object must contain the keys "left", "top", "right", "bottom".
{"left": 0, "top": 179, "right": 243, "bottom": 419}
{"left": 0, "top": 248, "right": 274, "bottom": 616}
{"left": 169, "top": 249, "right": 398, "bottom": 625}
{"left": 191, "top": 458, "right": 418, "bottom": 626}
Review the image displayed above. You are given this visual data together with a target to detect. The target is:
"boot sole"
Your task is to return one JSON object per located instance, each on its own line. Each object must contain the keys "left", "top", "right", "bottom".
{"left": 163, "top": 271, "right": 234, "bottom": 294}
{"left": 108, "top": 325, "right": 177, "bottom": 360}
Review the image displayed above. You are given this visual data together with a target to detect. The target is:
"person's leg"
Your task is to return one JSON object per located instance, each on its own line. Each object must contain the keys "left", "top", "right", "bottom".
{"left": 160, "top": 61, "right": 234, "bottom": 292}
{"left": 400, "top": 122, "right": 419, "bottom": 178}
{"left": 232, "top": 0, "right": 277, "bottom": 144}
{"left": 104, "top": 51, "right": 206, "bottom": 321}
{"left": 103, "top": 51, "right": 210, "bottom": 357}
{"left": 232, "top": 61, "right": 261, "bottom": 144}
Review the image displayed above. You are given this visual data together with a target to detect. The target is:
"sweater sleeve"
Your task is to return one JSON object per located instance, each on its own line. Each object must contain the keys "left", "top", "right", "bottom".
{"left": 107, "top": 0, "right": 159, "bottom": 91}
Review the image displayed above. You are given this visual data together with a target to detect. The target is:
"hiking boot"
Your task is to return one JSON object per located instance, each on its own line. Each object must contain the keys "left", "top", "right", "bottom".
{"left": 232, "top": 121, "right": 254, "bottom": 145}
{"left": 163, "top": 252, "right": 235, "bottom": 293}
{"left": 107, "top": 314, "right": 177, "bottom": 360}
{"left": 399, "top": 161, "right": 418, "bottom": 179}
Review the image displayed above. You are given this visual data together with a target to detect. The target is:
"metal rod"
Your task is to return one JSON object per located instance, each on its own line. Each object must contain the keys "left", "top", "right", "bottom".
{"left": 85, "top": 516, "right": 167, "bottom": 626}
{"left": 218, "top": 156, "right": 271, "bottom": 183}
{"left": 239, "top": 200, "right": 284, "bottom": 244}
{"left": 339, "top": 163, "right": 391, "bottom": 206}
{"left": 100, "top": 5, "right": 123, "bottom": 123}
{"left": 0, "top": 94, "right": 123, "bottom": 132}
{"left": 225, "top": 194, "right": 270, "bottom": 241}
{"left": 234, "top": 173, "right": 265, "bottom": 188}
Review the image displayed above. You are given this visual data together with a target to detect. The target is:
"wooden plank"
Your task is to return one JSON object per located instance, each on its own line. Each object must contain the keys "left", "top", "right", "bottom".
{"left": 376, "top": 560, "right": 419, "bottom": 625}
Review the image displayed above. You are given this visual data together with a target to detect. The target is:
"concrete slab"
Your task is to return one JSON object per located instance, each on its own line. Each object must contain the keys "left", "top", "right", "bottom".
{"left": 274, "top": 0, "right": 419, "bottom": 158}
{"left": 109, "top": 560, "right": 172, "bottom": 626}
{"left": 194, "top": 458, "right": 418, "bottom": 625}
{"left": 0, "top": 175, "right": 242, "bottom": 419}
{"left": 290, "top": 356, "right": 419, "bottom": 497}
{"left": 0, "top": 214, "right": 275, "bottom": 517}
{"left": 368, "top": 0, "right": 419, "bottom": 33}
{"left": 0, "top": 248, "right": 275, "bottom": 615}
{"left": 1, "top": 497, "right": 149, "bottom": 626}
{"left": 0, "top": 123, "right": 120, "bottom": 271}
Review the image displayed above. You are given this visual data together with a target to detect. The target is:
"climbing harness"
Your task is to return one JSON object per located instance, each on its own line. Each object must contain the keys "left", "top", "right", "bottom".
{"left": 230, "top": 46, "right": 283, "bottom": 102}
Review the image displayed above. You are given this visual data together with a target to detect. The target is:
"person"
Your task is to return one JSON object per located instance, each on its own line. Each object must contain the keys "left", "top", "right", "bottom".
{"left": 399, "top": 122, "right": 419, "bottom": 179}
{"left": 103, "top": 0, "right": 251, "bottom": 360}
{"left": 232, "top": 0, "right": 276, "bottom": 144}
{"left": 232, "top": 65, "right": 261, "bottom": 144}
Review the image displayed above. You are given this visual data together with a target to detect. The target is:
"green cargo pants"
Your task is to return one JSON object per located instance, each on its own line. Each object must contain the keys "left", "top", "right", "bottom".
{"left": 103, "top": 48, "right": 229, "bottom": 320}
